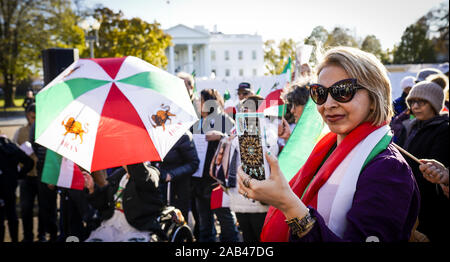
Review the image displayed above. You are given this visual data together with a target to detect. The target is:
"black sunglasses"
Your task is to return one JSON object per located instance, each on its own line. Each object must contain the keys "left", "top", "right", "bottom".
{"left": 309, "top": 78, "right": 365, "bottom": 105}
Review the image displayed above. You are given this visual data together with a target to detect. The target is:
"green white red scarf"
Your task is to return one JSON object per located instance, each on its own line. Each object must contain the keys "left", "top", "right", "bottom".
{"left": 260, "top": 122, "right": 391, "bottom": 242}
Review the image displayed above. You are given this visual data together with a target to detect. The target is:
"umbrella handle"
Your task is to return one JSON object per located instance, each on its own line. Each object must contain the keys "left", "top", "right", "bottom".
{"left": 167, "top": 181, "right": 171, "bottom": 206}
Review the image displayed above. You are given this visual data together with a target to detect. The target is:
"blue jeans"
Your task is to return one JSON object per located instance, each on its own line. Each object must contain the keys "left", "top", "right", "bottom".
{"left": 214, "top": 207, "right": 239, "bottom": 242}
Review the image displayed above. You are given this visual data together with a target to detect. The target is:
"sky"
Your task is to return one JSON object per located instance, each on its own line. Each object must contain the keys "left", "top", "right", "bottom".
{"left": 86, "top": 0, "right": 447, "bottom": 50}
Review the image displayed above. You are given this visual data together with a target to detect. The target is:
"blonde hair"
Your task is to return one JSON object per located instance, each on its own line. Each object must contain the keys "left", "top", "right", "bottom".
{"left": 316, "top": 46, "right": 393, "bottom": 126}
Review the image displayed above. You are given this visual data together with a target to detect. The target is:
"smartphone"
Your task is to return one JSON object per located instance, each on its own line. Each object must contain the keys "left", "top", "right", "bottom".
{"left": 236, "top": 112, "right": 269, "bottom": 180}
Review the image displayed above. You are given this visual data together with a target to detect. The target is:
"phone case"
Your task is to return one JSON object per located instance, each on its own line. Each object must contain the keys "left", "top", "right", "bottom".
{"left": 236, "top": 112, "right": 269, "bottom": 180}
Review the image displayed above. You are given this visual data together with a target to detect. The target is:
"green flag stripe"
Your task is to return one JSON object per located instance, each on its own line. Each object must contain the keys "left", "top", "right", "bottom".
{"left": 118, "top": 71, "right": 192, "bottom": 110}
{"left": 41, "top": 149, "right": 62, "bottom": 185}
{"left": 279, "top": 98, "right": 323, "bottom": 181}
{"left": 362, "top": 132, "right": 392, "bottom": 169}
{"left": 36, "top": 78, "right": 110, "bottom": 139}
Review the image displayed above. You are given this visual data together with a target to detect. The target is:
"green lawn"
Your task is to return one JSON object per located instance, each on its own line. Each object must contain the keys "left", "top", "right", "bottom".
{"left": 0, "top": 97, "right": 25, "bottom": 111}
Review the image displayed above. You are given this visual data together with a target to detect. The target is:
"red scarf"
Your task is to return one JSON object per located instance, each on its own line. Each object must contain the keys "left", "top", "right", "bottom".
{"left": 260, "top": 122, "right": 382, "bottom": 242}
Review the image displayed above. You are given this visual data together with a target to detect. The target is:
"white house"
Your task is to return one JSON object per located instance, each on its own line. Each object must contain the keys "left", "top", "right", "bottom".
{"left": 164, "top": 24, "right": 265, "bottom": 78}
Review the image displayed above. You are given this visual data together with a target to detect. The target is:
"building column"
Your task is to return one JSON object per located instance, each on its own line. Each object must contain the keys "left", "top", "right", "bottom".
{"left": 204, "top": 43, "right": 211, "bottom": 78}
{"left": 187, "top": 44, "right": 193, "bottom": 74}
{"left": 169, "top": 45, "right": 175, "bottom": 74}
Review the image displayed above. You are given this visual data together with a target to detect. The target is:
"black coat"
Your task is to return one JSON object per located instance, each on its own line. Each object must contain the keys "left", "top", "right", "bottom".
{"left": 158, "top": 131, "right": 199, "bottom": 203}
{"left": 87, "top": 163, "right": 164, "bottom": 232}
{"left": 0, "top": 136, "right": 34, "bottom": 199}
{"left": 396, "top": 113, "right": 449, "bottom": 242}
{"left": 158, "top": 131, "right": 199, "bottom": 183}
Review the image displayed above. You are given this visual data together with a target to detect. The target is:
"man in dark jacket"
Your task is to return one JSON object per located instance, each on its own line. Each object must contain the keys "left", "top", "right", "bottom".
{"left": 157, "top": 131, "right": 199, "bottom": 224}
{"left": 84, "top": 162, "right": 164, "bottom": 241}
{"left": 0, "top": 135, "right": 34, "bottom": 242}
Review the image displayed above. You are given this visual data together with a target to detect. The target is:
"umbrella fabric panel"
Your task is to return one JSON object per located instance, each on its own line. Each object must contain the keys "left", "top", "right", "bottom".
{"left": 115, "top": 81, "right": 198, "bottom": 162}
{"left": 117, "top": 69, "right": 197, "bottom": 118}
{"left": 36, "top": 83, "right": 112, "bottom": 172}
{"left": 91, "top": 83, "right": 161, "bottom": 171}
{"left": 36, "top": 78, "right": 111, "bottom": 139}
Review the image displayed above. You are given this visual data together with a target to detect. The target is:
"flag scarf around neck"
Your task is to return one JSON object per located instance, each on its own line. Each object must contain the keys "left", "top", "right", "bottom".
{"left": 41, "top": 149, "right": 84, "bottom": 190}
{"left": 260, "top": 122, "right": 391, "bottom": 242}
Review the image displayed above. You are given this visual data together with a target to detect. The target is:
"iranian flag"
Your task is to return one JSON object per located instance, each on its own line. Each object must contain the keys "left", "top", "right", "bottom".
{"left": 41, "top": 149, "right": 85, "bottom": 190}
{"left": 257, "top": 88, "right": 286, "bottom": 117}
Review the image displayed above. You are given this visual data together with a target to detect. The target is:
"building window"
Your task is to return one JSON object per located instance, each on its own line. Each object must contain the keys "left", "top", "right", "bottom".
{"left": 253, "top": 69, "right": 257, "bottom": 76}
{"left": 239, "top": 69, "right": 244, "bottom": 76}
{"left": 211, "top": 50, "right": 216, "bottom": 61}
{"left": 225, "top": 50, "right": 230, "bottom": 61}
{"left": 252, "top": 50, "right": 257, "bottom": 60}
{"left": 225, "top": 69, "right": 230, "bottom": 77}
{"left": 238, "top": 50, "right": 243, "bottom": 60}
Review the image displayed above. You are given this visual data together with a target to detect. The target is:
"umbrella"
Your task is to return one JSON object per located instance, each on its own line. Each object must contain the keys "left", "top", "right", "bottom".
{"left": 35, "top": 56, "right": 198, "bottom": 172}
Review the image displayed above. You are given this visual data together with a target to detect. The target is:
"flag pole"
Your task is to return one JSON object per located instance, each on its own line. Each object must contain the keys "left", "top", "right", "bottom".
{"left": 393, "top": 143, "right": 422, "bottom": 164}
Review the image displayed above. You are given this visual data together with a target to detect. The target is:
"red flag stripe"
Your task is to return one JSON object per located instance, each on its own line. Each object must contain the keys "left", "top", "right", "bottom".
{"left": 91, "top": 57, "right": 127, "bottom": 80}
{"left": 71, "top": 163, "right": 85, "bottom": 190}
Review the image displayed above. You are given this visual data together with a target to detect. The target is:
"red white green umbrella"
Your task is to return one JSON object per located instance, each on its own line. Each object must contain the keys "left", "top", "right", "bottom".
{"left": 35, "top": 56, "right": 198, "bottom": 172}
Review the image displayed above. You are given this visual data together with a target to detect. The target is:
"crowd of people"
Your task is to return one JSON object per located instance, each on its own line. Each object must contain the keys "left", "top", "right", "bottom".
{"left": 0, "top": 46, "right": 448, "bottom": 243}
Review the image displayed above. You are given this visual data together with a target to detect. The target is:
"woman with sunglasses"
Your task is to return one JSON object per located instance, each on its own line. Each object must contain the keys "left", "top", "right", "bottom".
{"left": 394, "top": 81, "right": 449, "bottom": 242}
{"left": 237, "top": 46, "right": 420, "bottom": 242}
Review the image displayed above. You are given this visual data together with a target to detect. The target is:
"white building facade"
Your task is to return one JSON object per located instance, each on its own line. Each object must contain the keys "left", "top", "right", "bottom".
{"left": 165, "top": 24, "right": 265, "bottom": 78}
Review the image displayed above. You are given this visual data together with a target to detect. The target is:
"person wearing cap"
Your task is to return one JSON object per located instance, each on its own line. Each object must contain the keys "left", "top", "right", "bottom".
{"left": 395, "top": 81, "right": 449, "bottom": 242}
{"left": 393, "top": 76, "right": 416, "bottom": 117}
{"left": 237, "top": 82, "right": 254, "bottom": 102}
{"left": 415, "top": 68, "right": 442, "bottom": 84}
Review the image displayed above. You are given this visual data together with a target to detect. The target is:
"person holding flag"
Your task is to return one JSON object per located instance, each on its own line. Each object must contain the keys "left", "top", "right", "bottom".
{"left": 238, "top": 46, "right": 420, "bottom": 242}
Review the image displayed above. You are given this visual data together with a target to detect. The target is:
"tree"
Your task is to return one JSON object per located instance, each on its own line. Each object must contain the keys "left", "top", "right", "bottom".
{"left": 0, "top": 0, "right": 85, "bottom": 107}
{"left": 360, "top": 34, "right": 392, "bottom": 64}
{"left": 425, "top": 1, "right": 449, "bottom": 62}
{"left": 264, "top": 38, "right": 297, "bottom": 75}
{"left": 304, "top": 26, "right": 328, "bottom": 65}
{"left": 325, "top": 27, "right": 358, "bottom": 48}
{"left": 88, "top": 7, "right": 172, "bottom": 69}
{"left": 393, "top": 17, "right": 436, "bottom": 64}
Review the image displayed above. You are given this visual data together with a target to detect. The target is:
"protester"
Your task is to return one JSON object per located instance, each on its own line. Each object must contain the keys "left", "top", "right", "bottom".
{"left": 238, "top": 46, "right": 420, "bottom": 242}
{"left": 157, "top": 131, "right": 199, "bottom": 224}
{"left": 415, "top": 68, "right": 442, "bottom": 84}
{"left": 394, "top": 81, "right": 449, "bottom": 242}
{"left": 393, "top": 76, "right": 416, "bottom": 116}
{"left": 425, "top": 73, "right": 449, "bottom": 112}
{"left": 225, "top": 95, "right": 279, "bottom": 242}
{"left": 278, "top": 82, "right": 311, "bottom": 142}
{"left": 12, "top": 103, "right": 40, "bottom": 242}
{"left": 235, "top": 82, "right": 255, "bottom": 114}
{"left": 22, "top": 90, "right": 35, "bottom": 110}
{"left": 209, "top": 140, "right": 240, "bottom": 242}
{"left": 191, "top": 88, "right": 234, "bottom": 242}
{"left": 84, "top": 163, "right": 164, "bottom": 242}
{"left": 419, "top": 159, "right": 449, "bottom": 198}
{"left": 0, "top": 132, "right": 34, "bottom": 242}
{"left": 29, "top": 123, "right": 58, "bottom": 242}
